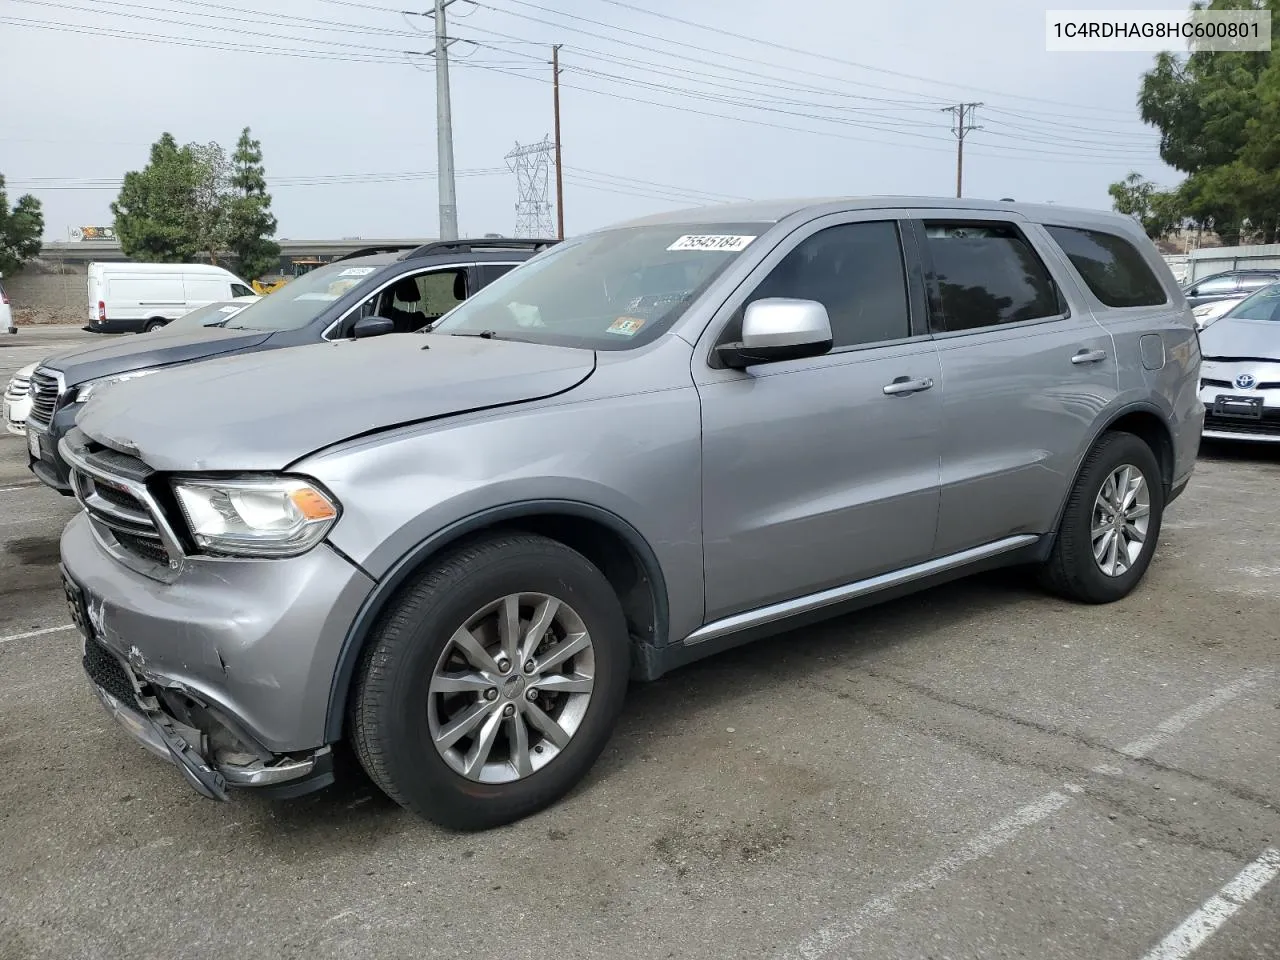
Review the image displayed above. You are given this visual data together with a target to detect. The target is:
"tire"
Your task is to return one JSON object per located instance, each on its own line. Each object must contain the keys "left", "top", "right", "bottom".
{"left": 1039, "top": 430, "right": 1164, "bottom": 604}
{"left": 350, "top": 533, "right": 630, "bottom": 831}
{"left": 143, "top": 319, "right": 166, "bottom": 333}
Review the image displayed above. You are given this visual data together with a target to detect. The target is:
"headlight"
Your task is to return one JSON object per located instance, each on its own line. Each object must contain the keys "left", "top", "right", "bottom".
{"left": 75, "top": 368, "right": 162, "bottom": 403}
{"left": 172, "top": 476, "right": 340, "bottom": 557}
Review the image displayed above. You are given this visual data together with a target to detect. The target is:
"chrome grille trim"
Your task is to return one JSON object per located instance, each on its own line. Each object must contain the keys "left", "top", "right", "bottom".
{"left": 27, "top": 368, "right": 63, "bottom": 429}
{"left": 61, "top": 432, "right": 186, "bottom": 568}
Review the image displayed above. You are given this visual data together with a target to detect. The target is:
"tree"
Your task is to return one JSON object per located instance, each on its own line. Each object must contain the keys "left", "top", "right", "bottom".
{"left": 226, "top": 127, "right": 280, "bottom": 281}
{"left": 0, "top": 174, "right": 44, "bottom": 276}
{"left": 1107, "top": 172, "right": 1186, "bottom": 239}
{"left": 112, "top": 133, "right": 204, "bottom": 262}
{"left": 1130, "top": 0, "right": 1280, "bottom": 243}
{"left": 185, "top": 140, "right": 232, "bottom": 266}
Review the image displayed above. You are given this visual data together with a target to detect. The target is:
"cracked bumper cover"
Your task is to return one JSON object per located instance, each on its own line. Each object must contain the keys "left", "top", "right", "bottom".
{"left": 60, "top": 512, "right": 375, "bottom": 796}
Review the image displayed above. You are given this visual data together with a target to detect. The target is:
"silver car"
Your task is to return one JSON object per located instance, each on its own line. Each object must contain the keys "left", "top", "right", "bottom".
{"left": 1198, "top": 281, "right": 1280, "bottom": 442}
{"left": 58, "top": 197, "right": 1202, "bottom": 830}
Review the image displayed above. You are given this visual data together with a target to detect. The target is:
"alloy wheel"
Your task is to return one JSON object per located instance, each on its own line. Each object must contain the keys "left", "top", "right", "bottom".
{"left": 1091, "top": 463, "right": 1151, "bottom": 577}
{"left": 427, "top": 593, "right": 595, "bottom": 784}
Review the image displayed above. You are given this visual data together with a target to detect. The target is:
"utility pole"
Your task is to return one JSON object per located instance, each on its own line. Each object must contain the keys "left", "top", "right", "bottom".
{"left": 434, "top": 0, "right": 458, "bottom": 240}
{"left": 942, "top": 102, "right": 982, "bottom": 199}
{"left": 552, "top": 44, "right": 564, "bottom": 240}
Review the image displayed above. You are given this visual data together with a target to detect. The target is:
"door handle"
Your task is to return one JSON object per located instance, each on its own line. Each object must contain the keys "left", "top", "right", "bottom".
{"left": 882, "top": 376, "right": 935, "bottom": 396}
{"left": 1071, "top": 348, "right": 1107, "bottom": 365}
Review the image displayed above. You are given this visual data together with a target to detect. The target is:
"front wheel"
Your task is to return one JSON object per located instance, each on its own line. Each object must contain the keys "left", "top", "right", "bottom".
{"left": 350, "top": 533, "right": 630, "bottom": 830}
{"left": 1040, "top": 430, "right": 1165, "bottom": 603}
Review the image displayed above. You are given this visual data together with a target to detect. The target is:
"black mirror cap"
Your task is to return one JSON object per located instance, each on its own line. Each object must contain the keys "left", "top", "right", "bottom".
{"left": 715, "top": 337, "right": 833, "bottom": 369}
{"left": 352, "top": 316, "right": 396, "bottom": 339}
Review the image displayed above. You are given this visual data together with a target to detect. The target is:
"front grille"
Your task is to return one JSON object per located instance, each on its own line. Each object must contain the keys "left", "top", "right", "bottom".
{"left": 93, "top": 479, "right": 147, "bottom": 515}
{"left": 64, "top": 428, "right": 179, "bottom": 568}
{"left": 3, "top": 375, "right": 30, "bottom": 402}
{"left": 1202, "top": 377, "right": 1280, "bottom": 390}
{"left": 27, "top": 369, "right": 60, "bottom": 428}
{"left": 83, "top": 638, "right": 138, "bottom": 706}
{"left": 113, "top": 531, "right": 171, "bottom": 565}
{"left": 1203, "top": 414, "right": 1280, "bottom": 436}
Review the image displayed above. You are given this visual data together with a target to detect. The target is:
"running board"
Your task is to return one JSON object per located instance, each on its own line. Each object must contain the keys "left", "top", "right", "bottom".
{"left": 681, "top": 534, "right": 1040, "bottom": 647}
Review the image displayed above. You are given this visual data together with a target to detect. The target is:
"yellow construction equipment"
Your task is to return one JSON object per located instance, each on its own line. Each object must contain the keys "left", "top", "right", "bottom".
{"left": 251, "top": 257, "right": 326, "bottom": 296}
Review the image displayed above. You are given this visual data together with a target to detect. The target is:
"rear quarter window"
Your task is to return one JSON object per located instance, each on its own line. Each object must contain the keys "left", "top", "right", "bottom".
{"left": 1045, "top": 225, "right": 1168, "bottom": 308}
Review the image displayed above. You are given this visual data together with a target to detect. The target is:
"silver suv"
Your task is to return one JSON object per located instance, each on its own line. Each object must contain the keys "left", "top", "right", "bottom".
{"left": 58, "top": 198, "right": 1203, "bottom": 830}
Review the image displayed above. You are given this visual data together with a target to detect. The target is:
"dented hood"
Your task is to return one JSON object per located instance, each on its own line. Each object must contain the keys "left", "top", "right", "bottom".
{"left": 75, "top": 333, "right": 596, "bottom": 471}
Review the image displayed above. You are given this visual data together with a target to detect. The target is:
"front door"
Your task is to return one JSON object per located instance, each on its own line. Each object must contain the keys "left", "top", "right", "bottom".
{"left": 909, "top": 216, "right": 1119, "bottom": 556}
{"left": 694, "top": 216, "right": 944, "bottom": 622}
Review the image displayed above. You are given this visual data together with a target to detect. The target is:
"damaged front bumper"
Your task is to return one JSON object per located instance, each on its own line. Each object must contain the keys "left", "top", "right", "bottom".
{"left": 58, "top": 510, "right": 373, "bottom": 803}
{"left": 72, "top": 569, "right": 335, "bottom": 801}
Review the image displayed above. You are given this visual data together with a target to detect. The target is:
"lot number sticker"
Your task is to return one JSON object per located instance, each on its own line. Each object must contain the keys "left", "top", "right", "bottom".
{"left": 338, "top": 267, "right": 376, "bottom": 277}
{"left": 666, "top": 234, "right": 756, "bottom": 252}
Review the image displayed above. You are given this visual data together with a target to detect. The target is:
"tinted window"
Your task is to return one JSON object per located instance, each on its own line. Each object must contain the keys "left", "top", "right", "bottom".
{"left": 922, "top": 222, "right": 1062, "bottom": 332}
{"left": 731, "top": 221, "right": 910, "bottom": 348}
{"left": 1190, "top": 276, "right": 1239, "bottom": 297}
{"left": 479, "top": 263, "right": 520, "bottom": 287}
{"left": 1044, "top": 225, "right": 1167, "bottom": 308}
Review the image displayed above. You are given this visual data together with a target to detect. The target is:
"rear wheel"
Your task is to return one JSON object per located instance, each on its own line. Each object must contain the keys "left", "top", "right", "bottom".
{"left": 143, "top": 318, "right": 166, "bottom": 332}
{"left": 1040, "top": 430, "right": 1164, "bottom": 603}
{"left": 350, "top": 533, "right": 629, "bottom": 830}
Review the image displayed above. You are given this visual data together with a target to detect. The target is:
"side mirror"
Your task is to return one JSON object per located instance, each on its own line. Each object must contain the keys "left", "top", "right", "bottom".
{"left": 716, "top": 298, "right": 834, "bottom": 369}
{"left": 352, "top": 315, "right": 395, "bottom": 339}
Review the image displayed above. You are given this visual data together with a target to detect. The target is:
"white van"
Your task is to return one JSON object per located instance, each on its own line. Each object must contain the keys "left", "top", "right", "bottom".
{"left": 86, "top": 262, "right": 256, "bottom": 334}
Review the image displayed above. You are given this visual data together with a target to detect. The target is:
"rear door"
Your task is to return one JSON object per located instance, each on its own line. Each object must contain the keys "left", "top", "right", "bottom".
{"left": 909, "top": 213, "right": 1119, "bottom": 556}
{"left": 694, "top": 212, "right": 944, "bottom": 621}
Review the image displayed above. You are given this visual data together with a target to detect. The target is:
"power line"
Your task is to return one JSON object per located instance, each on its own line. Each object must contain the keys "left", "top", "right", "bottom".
{"left": 578, "top": 0, "right": 1140, "bottom": 116}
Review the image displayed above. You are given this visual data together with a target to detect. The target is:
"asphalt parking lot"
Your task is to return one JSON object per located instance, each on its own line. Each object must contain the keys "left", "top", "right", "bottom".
{"left": 0, "top": 328, "right": 1277, "bottom": 960}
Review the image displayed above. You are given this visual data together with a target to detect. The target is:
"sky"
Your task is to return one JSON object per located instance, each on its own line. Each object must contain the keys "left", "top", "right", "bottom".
{"left": 1, "top": 0, "right": 1187, "bottom": 242}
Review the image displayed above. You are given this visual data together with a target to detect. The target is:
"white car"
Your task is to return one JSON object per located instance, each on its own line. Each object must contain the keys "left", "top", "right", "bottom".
{"left": 1192, "top": 295, "right": 1246, "bottom": 331}
{"left": 3, "top": 362, "right": 36, "bottom": 435}
{"left": 0, "top": 276, "right": 14, "bottom": 334}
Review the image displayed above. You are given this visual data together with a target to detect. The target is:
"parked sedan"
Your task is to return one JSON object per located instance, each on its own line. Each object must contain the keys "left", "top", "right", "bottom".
{"left": 3, "top": 362, "right": 36, "bottom": 435}
{"left": 1183, "top": 269, "right": 1280, "bottom": 310}
{"left": 1199, "top": 281, "right": 1280, "bottom": 442}
{"left": 1191, "top": 294, "right": 1245, "bottom": 331}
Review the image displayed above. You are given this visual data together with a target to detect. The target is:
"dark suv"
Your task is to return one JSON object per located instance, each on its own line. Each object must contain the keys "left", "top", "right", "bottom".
{"left": 1183, "top": 269, "right": 1280, "bottom": 309}
{"left": 26, "top": 238, "right": 554, "bottom": 494}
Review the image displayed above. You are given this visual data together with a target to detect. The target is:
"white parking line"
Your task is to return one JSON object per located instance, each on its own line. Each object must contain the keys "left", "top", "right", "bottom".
{"left": 1138, "top": 848, "right": 1280, "bottom": 960}
{"left": 1116, "top": 673, "right": 1264, "bottom": 761}
{"left": 0, "top": 481, "right": 40, "bottom": 492}
{"left": 0, "top": 623, "right": 75, "bottom": 645}
{"left": 785, "top": 789, "right": 1077, "bottom": 960}
{"left": 777, "top": 674, "right": 1269, "bottom": 960}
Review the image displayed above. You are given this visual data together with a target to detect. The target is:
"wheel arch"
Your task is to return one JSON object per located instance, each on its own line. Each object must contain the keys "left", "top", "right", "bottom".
{"left": 323, "top": 500, "right": 670, "bottom": 743}
{"left": 1051, "top": 401, "right": 1175, "bottom": 534}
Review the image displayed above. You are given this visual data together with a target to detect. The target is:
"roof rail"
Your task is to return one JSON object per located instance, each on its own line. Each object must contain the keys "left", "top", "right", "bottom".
{"left": 399, "top": 237, "right": 560, "bottom": 260}
{"left": 333, "top": 244, "right": 422, "bottom": 262}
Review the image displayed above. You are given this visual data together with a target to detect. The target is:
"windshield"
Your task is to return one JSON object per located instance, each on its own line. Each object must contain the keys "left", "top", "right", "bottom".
{"left": 430, "top": 222, "right": 771, "bottom": 349}
{"left": 223, "top": 260, "right": 385, "bottom": 331}
{"left": 1222, "top": 282, "right": 1280, "bottom": 322}
{"left": 165, "top": 300, "right": 252, "bottom": 332}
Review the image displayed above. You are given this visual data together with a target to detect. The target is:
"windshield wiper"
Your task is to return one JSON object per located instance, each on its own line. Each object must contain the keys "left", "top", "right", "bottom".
{"left": 450, "top": 330, "right": 502, "bottom": 339}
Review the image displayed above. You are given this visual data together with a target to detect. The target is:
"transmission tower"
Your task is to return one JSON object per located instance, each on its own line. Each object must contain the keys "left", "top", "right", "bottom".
{"left": 505, "top": 137, "right": 555, "bottom": 238}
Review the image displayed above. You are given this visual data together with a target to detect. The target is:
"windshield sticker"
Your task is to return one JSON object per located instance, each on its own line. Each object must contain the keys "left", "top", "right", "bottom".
{"left": 666, "top": 234, "right": 756, "bottom": 252}
{"left": 293, "top": 293, "right": 340, "bottom": 302}
{"left": 218, "top": 305, "right": 241, "bottom": 313}
{"left": 338, "top": 267, "right": 376, "bottom": 277}
{"left": 606, "top": 316, "right": 647, "bottom": 337}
